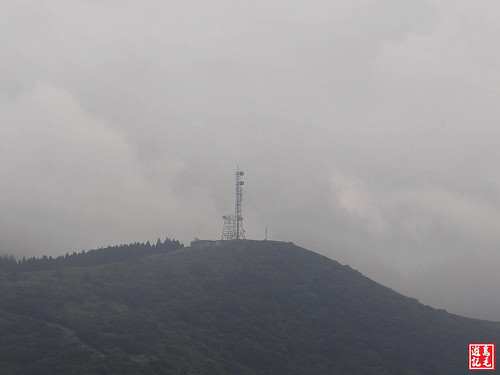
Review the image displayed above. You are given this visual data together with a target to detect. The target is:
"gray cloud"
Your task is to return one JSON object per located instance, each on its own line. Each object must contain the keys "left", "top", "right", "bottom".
{"left": 1, "top": 0, "right": 500, "bottom": 320}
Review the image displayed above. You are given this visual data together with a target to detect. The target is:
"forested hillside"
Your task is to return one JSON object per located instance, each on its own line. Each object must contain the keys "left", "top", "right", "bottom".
{"left": 0, "top": 240, "right": 498, "bottom": 374}
{"left": 0, "top": 237, "right": 183, "bottom": 271}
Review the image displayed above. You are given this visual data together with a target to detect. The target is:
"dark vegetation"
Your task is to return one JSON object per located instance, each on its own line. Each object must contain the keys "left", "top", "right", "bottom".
{"left": 0, "top": 237, "right": 182, "bottom": 271}
{"left": 0, "top": 240, "right": 498, "bottom": 374}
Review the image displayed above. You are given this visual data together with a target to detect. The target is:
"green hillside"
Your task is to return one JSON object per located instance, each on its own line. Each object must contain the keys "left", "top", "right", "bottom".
{"left": 0, "top": 240, "right": 498, "bottom": 374}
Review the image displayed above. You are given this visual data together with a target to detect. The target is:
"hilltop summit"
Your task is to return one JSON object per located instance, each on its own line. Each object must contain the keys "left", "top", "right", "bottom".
{"left": 0, "top": 240, "right": 498, "bottom": 374}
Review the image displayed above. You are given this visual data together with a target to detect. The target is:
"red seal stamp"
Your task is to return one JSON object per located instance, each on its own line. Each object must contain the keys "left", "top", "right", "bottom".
{"left": 469, "top": 343, "right": 495, "bottom": 370}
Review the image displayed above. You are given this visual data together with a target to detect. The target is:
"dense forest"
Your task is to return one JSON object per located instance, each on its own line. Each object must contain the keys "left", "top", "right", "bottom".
{"left": 0, "top": 237, "right": 183, "bottom": 272}
{"left": 0, "top": 240, "right": 498, "bottom": 374}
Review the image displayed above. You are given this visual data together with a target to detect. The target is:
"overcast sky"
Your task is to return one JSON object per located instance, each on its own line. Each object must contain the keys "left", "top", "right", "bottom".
{"left": 2, "top": 0, "right": 500, "bottom": 320}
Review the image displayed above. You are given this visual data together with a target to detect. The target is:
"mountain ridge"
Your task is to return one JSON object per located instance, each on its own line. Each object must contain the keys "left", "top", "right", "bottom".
{"left": 0, "top": 239, "right": 498, "bottom": 374}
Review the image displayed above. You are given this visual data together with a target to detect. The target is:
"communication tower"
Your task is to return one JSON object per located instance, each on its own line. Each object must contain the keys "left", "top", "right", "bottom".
{"left": 221, "top": 166, "right": 245, "bottom": 240}
{"left": 234, "top": 167, "right": 245, "bottom": 239}
{"left": 221, "top": 215, "right": 235, "bottom": 240}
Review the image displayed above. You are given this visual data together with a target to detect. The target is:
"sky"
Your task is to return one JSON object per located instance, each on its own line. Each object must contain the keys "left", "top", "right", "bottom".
{"left": 1, "top": 0, "right": 500, "bottom": 320}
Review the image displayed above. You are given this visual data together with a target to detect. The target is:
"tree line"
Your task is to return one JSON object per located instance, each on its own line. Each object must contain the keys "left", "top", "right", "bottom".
{"left": 0, "top": 237, "right": 183, "bottom": 272}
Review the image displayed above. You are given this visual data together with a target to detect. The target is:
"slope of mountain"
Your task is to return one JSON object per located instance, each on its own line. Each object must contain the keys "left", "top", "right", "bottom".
{"left": 0, "top": 240, "right": 498, "bottom": 374}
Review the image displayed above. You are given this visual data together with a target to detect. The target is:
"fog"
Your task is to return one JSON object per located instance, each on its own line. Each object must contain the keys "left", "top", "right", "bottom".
{"left": 1, "top": 0, "right": 500, "bottom": 320}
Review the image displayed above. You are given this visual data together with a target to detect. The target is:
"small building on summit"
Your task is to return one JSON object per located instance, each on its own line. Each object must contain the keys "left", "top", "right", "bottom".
{"left": 190, "top": 239, "right": 223, "bottom": 249}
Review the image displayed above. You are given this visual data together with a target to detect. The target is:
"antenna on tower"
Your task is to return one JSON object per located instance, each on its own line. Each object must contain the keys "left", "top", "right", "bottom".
{"left": 221, "top": 166, "right": 245, "bottom": 240}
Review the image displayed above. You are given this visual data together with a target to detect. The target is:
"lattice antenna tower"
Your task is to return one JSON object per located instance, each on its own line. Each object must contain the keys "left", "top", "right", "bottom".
{"left": 221, "top": 166, "right": 245, "bottom": 240}
{"left": 221, "top": 215, "right": 235, "bottom": 240}
{"left": 234, "top": 166, "right": 245, "bottom": 239}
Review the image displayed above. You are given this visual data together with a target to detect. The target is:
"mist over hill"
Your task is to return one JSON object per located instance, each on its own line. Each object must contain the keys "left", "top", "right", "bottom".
{"left": 0, "top": 240, "right": 498, "bottom": 374}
